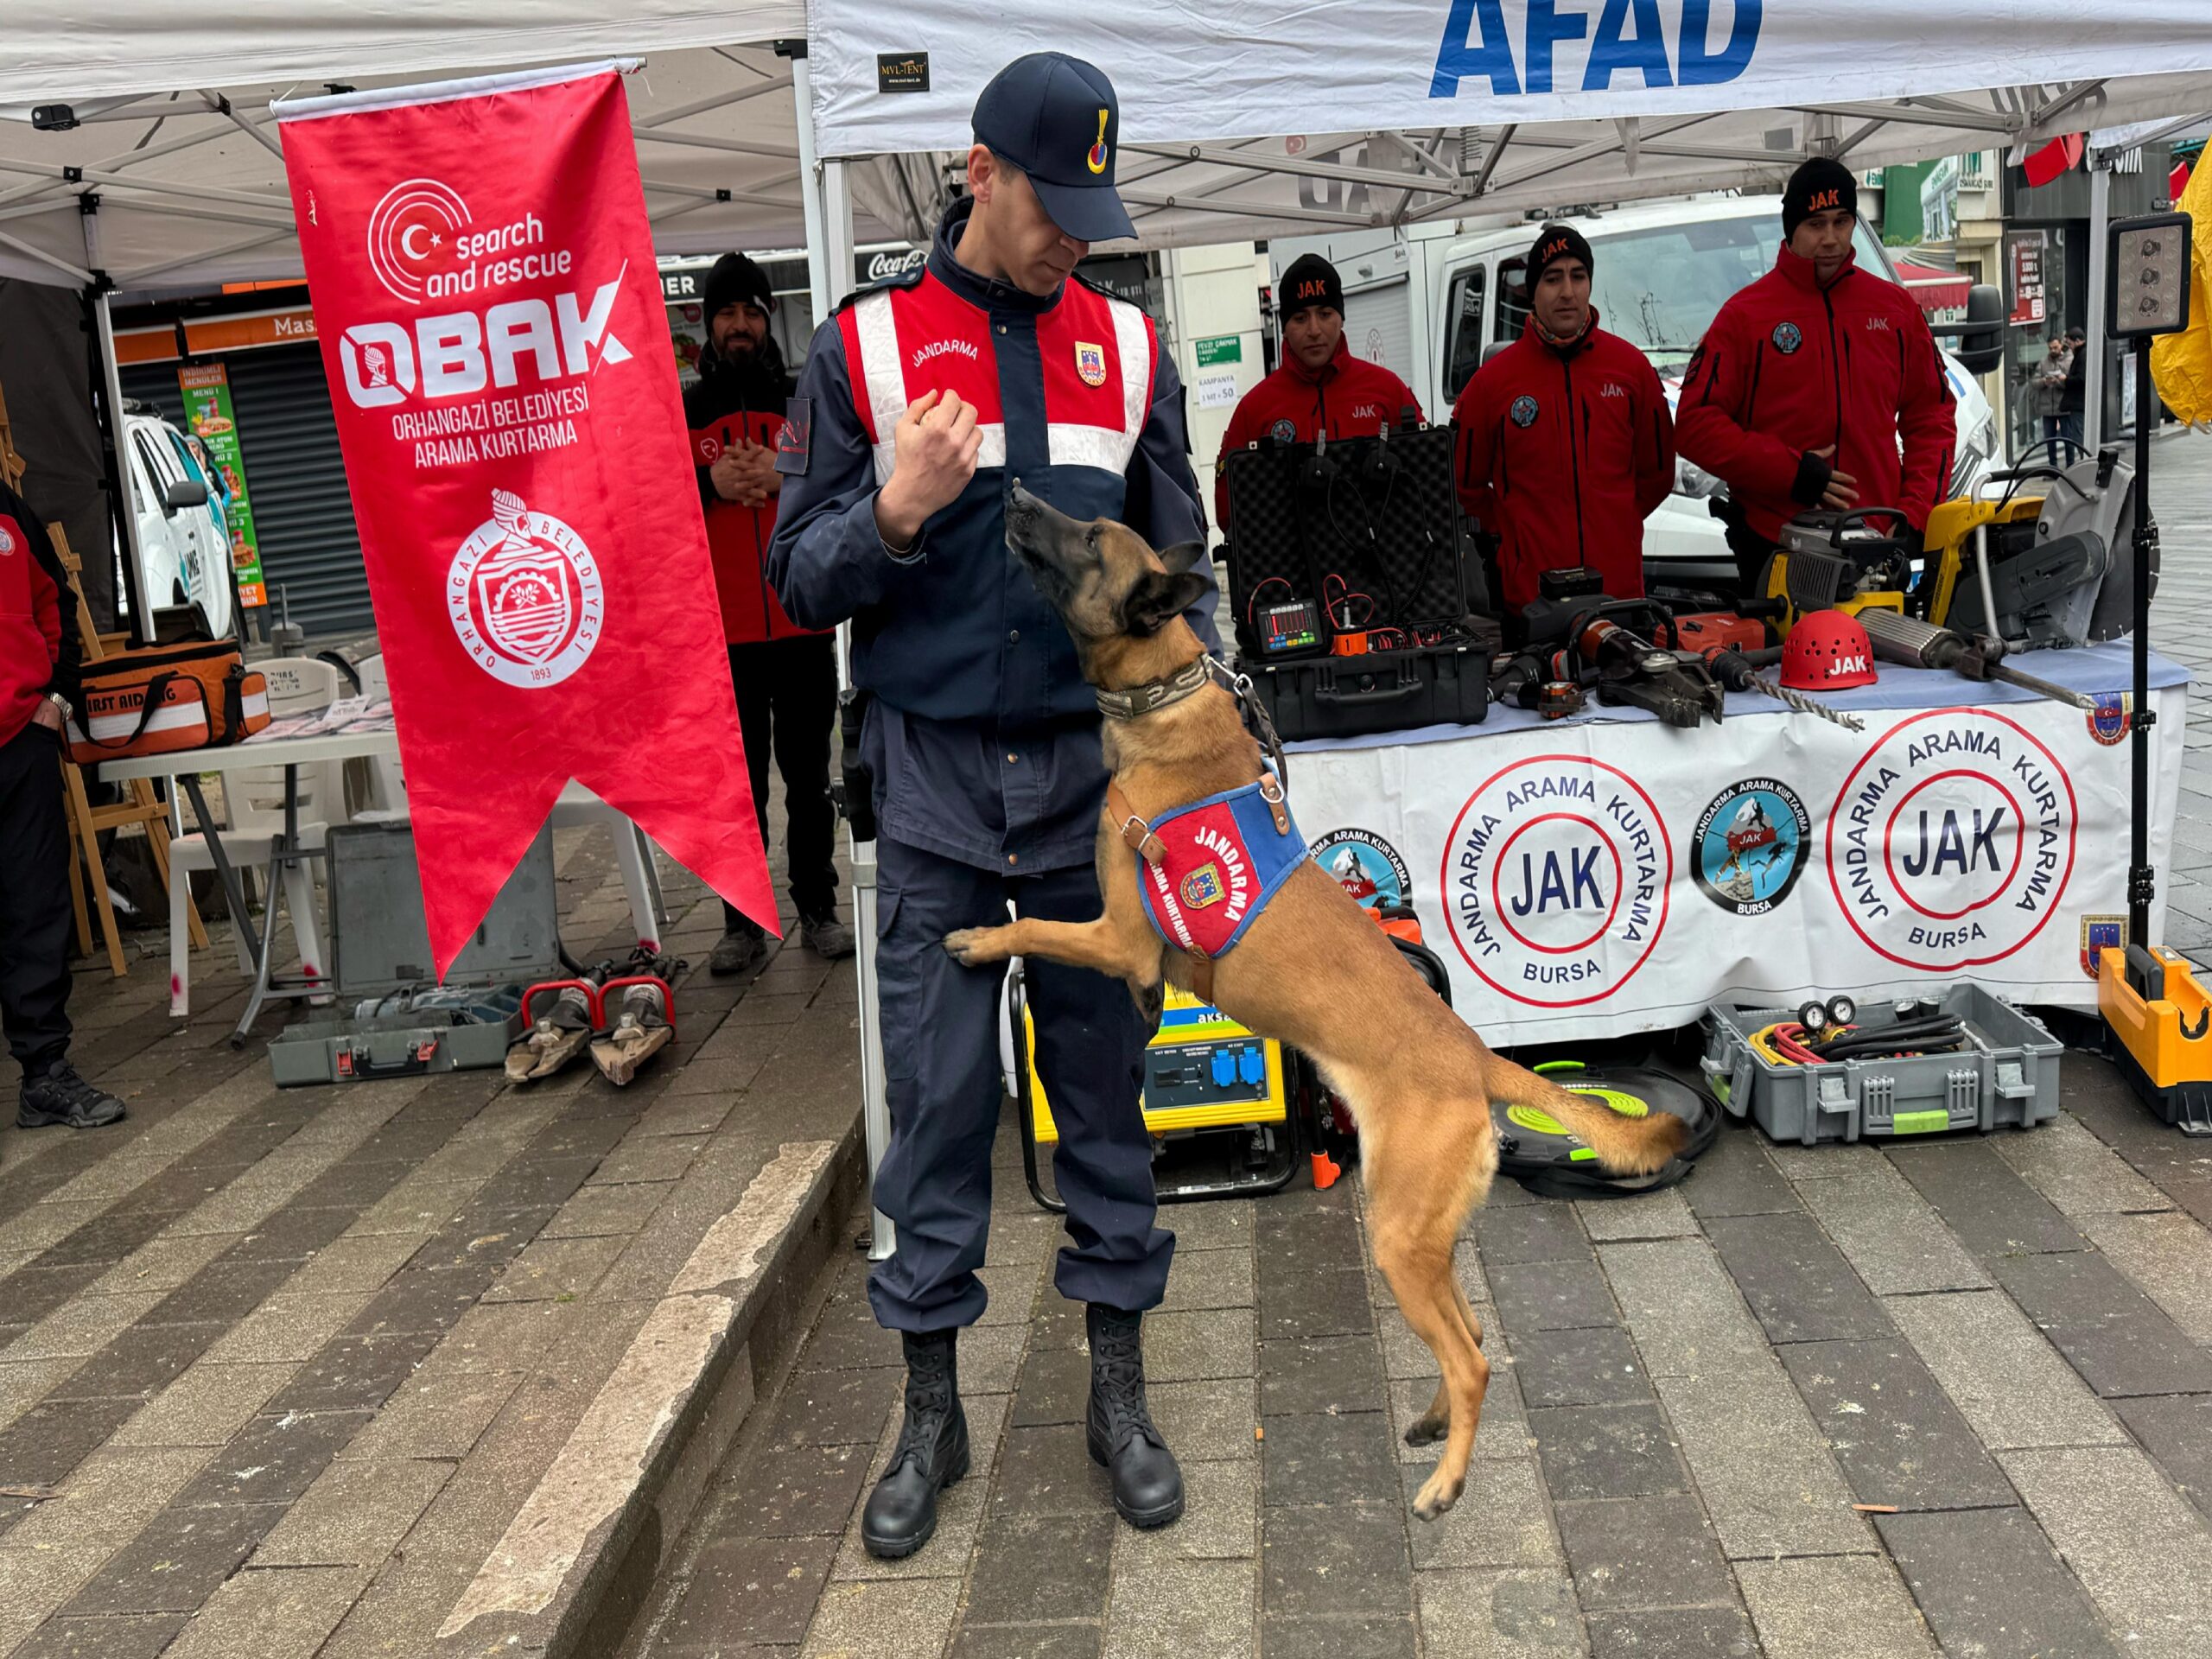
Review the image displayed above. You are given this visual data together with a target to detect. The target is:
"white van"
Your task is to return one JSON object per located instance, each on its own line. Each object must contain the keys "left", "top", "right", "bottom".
{"left": 122, "top": 404, "right": 236, "bottom": 639}
{"left": 1274, "top": 197, "right": 2003, "bottom": 589}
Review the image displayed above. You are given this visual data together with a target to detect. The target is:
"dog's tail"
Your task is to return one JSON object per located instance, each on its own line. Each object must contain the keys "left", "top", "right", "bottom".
{"left": 1480, "top": 1052, "right": 1689, "bottom": 1177}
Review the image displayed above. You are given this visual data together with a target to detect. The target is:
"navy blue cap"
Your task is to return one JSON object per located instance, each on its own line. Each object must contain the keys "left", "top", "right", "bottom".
{"left": 971, "top": 53, "right": 1135, "bottom": 245}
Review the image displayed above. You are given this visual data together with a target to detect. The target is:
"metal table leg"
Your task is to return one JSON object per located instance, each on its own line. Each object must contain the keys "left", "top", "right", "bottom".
{"left": 227, "top": 761, "right": 298, "bottom": 1051}
{"left": 177, "top": 773, "right": 258, "bottom": 963}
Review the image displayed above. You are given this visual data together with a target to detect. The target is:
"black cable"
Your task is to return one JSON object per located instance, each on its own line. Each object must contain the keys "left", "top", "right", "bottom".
{"left": 1325, "top": 469, "right": 1399, "bottom": 620}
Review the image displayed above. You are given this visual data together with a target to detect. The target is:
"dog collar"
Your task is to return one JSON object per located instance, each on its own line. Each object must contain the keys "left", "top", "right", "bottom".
{"left": 1095, "top": 655, "right": 1212, "bottom": 721}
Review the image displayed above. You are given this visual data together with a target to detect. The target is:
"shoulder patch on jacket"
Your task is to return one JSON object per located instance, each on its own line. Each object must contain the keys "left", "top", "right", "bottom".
{"left": 774, "top": 398, "right": 812, "bottom": 476}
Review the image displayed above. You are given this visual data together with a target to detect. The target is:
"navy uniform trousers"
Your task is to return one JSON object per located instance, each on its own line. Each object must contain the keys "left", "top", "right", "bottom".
{"left": 866, "top": 834, "right": 1173, "bottom": 1332}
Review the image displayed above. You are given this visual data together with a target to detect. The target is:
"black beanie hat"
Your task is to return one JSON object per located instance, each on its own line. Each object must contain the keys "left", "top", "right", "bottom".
{"left": 1278, "top": 253, "right": 1344, "bottom": 319}
{"left": 1524, "top": 224, "right": 1594, "bottom": 291}
{"left": 1782, "top": 157, "right": 1859, "bottom": 240}
{"left": 703, "top": 252, "right": 776, "bottom": 321}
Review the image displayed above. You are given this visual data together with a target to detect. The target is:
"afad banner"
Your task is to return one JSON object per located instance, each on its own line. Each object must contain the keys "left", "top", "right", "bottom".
{"left": 274, "top": 63, "right": 772, "bottom": 976}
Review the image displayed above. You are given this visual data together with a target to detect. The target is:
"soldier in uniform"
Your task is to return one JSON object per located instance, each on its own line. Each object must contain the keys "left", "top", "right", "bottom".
{"left": 768, "top": 53, "right": 1220, "bottom": 1559}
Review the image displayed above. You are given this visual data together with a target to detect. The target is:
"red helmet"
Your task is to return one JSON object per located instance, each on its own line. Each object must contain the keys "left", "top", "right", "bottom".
{"left": 1783, "top": 610, "right": 1878, "bottom": 690}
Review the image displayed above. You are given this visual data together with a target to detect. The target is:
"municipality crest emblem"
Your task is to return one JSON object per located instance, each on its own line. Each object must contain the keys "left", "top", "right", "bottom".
{"left": 448, "top": 488, "right": 606, "bottom": 690}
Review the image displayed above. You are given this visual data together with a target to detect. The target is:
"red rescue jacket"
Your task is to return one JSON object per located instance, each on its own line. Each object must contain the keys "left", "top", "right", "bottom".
{"left": 0, "top": 480, "right": 79, "bottom": 748}
{"left": 1675, "top": 245, "right": 1956, "bottom": 543}
{"left": 685, "top": 358, "right": 825, "bottom": 646}
{"left": 1214, "top": 340, "right": 1421, "bottom": 527}
{"left": 1451, "top": 313, "right": 1675, "bottom": 611}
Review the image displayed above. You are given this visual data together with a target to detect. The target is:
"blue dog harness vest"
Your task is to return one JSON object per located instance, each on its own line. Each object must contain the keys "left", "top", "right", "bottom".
{"left": 1110, "top": 773, "right": 1304, "bottom": 996}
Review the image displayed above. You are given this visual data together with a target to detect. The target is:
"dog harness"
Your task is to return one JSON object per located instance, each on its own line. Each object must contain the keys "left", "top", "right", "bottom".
{"left": 1109, "top": 774, "right": 1304, "bottom": 1001}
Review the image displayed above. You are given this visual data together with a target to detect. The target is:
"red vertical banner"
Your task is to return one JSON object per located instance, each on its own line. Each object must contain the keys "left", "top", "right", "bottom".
{"left": 275, "top": 64, "right": 773, "bottom": 976}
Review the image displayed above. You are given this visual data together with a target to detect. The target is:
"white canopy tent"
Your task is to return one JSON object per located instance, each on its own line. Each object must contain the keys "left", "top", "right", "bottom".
{"left": 0, "top": 6, "right": 917, "bottom": 296}
{"left": 817, "top": 3, "right": 2212, "bottom": 249}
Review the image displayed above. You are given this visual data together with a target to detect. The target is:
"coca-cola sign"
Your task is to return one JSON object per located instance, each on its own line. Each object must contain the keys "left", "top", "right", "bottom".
{"left": 861, "top": 248, "right": 927, "bottom": 283}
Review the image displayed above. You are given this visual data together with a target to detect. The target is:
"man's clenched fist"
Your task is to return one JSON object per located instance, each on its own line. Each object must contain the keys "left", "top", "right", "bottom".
{"left": 875, "top": 391, "right": 982, "bottom": 549}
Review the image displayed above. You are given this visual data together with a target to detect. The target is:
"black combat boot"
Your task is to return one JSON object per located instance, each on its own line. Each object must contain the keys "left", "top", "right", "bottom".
{"left": 861, "top": 1329, "right": 969, "bottom": 1559}
{"left": 1085, "top": 1304, "right": 1184, "bottom": 1529}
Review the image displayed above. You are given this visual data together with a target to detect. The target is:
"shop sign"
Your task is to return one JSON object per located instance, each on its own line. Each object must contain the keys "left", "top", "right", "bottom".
{"left": 181, "top": 308, "right": 318, "bottom": 353}
{"left": 2008, "top": 232, "right": 2047, "bottom": 327}
{"left": 175, "top": 362, "right": 267, "bottom": 607}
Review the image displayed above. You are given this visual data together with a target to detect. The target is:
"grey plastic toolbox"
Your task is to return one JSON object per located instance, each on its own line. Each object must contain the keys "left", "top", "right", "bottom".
{"left": 1700, "top": 986, "right": 2063, "bottom": 1144}
{"left": 267, "top": 823, "right": 559, "bottom": 1087}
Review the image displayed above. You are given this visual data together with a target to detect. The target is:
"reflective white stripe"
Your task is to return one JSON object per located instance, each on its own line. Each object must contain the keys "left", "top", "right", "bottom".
{"left": 77, "top": 700, "right": 207, "bottom": 743}
{"left": 1107, "top": 296, "right": 1152, "bottom": 444}
{"left": 1046, "top": 423, "right": 1134, "bottom": 472}
{"left": 850, "top": 290, "right": 909, "bottom": 486}
{"left": 239, "top": 688, "right": 270, "bottom": 721}
{"left": 869, "top": 422, "right": 1006, "bottom": 489}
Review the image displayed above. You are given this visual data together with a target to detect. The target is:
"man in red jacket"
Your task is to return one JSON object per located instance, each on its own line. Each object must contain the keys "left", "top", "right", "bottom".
{"left": 0, "top": 478, "right": 124, "bottom": 1131}
{"left": 1451, "top": 225, "right": 1675, "bottom": 610}
{"left": 1214, "top": 254, "right": 1422, "bottom": 527}
{"left": 685, "top": 253, "right": 853, "bottom": 977}
{"left": 1676, "top": 157, "right": 1956, "bottom": 594}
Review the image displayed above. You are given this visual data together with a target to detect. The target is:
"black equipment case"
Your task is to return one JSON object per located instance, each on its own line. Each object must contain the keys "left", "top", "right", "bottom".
{"left": 1223, "top": 421, "right": 1491, "bottom": 741}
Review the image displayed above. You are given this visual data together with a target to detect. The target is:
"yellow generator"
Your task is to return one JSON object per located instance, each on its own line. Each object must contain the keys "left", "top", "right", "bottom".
{"left": 1762, "top": 510, "right": 1913, "bottom": 637}
{"left": 1007, "top": 969, "right": 1294, "bottom": 1207}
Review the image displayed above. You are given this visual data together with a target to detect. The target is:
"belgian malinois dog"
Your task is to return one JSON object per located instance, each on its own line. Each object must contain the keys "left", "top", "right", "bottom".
{"left": 944, "top": 486, "right": 1688, "bottom": 1521}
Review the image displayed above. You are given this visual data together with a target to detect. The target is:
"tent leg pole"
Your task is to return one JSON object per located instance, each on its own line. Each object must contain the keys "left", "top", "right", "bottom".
{"left": 788, "top": 41, "right": 896, "bottom": 1262}
{"left": 2085, "top": 162, "right": 2111, "bottom": 449}
{"left": 92, "top": 292, "right": 150, "bottom": 646}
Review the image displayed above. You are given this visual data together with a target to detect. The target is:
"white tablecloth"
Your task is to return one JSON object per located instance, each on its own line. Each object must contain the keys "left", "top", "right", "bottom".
{"left": 1289, "top": 642, "right": 2188, "bottom": 1044}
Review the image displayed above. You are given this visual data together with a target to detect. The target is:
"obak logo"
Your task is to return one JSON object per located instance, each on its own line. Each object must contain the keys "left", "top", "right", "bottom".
{"left": 367, "top": 179, "right": 472, "bottom": 306}
{"left": 1440, "top": 755, "right": 1670, "bottom": 1008}
{"left": 447, "top": 489, "right": 605, "bottom": 690}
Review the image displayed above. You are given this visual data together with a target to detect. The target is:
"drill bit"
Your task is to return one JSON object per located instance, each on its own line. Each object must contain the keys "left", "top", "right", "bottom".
{"left": 1703, "top": 646, "right": 1866, "bottom": 731}
{"left": 1742, "top": 671, "right": 1866, "bottom": 732}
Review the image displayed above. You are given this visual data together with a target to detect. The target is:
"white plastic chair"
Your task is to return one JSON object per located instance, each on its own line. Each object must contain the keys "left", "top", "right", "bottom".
{"left": 550, "top": 782, "right": 668, "bottom": 951}
{"left": 345, "top": 652, "right": 410, "bottom": 822}
{"left": 167, "top": 656, "right": 340, "bottom": 1015}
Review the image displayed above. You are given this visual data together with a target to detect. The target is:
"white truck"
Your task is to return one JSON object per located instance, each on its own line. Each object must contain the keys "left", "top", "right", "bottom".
{"left": 121, "top": 404, "right": 236, "bottom": 640}
{"left": 1274, "top": 196, "right": 2005, "bottom": 589}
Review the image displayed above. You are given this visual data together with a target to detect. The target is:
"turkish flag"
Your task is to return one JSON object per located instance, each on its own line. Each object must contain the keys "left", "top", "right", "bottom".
{"left": 275, "top": 65, "right": 773, "bottom": 976}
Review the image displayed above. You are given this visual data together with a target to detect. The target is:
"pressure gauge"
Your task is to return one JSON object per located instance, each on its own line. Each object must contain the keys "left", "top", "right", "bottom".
{"left": 2107, "top": 213, "right": 2193, "bottom": 340}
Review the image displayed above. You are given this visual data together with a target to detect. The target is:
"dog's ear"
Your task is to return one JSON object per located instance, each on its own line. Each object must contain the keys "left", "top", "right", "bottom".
{"left": 1154, "top": 540, "right": 1207, "bottom": 576}
{"left": 1121, "top": 569, "right": 1213, "bottom": 637}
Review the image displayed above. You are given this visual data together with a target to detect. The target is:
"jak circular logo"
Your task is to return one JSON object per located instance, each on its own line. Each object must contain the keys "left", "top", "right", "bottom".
{"left": 1440, "top": 755, "right": 1671, "bottom": 1008}
{"left": 1825, "top": 709, "right": 2077, "bottom": 971}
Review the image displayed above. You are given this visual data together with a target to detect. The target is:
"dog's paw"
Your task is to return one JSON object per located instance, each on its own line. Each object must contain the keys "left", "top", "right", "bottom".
{"left": 943, "top": 928, "right": 1004, "bottom": 967}
{"left": 1402, "top": 1414, "right": 1449, "bottom": 1448}
{"left": 1411, "top": 1470, "right": 1465, "bottom": 1522}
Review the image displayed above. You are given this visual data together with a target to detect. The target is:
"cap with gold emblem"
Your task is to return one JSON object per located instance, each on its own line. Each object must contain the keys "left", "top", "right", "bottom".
{"left": 971, "top": 52, "right": 1135, "bottom": 245}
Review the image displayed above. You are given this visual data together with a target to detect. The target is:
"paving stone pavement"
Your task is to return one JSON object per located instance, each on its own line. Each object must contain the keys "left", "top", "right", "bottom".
{"left": 0, "top": 779, "right": 863, "bottom": 1658}
{"left": 10, "top": 432, "right": 2212, "bottom": 1656}
{"left": 620, "top": 1062, "right": 2212, "bottom": 1659}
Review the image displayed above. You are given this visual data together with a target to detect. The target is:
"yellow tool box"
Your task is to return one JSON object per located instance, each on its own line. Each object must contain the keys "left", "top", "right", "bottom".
{"left": 1008, "top": 971, "right": 1294, "bottom": 1207}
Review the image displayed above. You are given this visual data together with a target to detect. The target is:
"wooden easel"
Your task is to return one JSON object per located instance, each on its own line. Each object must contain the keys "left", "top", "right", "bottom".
{"left": 0, "top": 380, "right": 205, "bottom": 975}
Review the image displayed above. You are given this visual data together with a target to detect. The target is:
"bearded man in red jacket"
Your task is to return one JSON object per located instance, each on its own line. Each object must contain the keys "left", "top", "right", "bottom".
{"left": 1452, "top": 224, "right": 1675, "bottom": 611}
{"left": 1676, "top": 157, "right": 1956, "bottom": 595}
